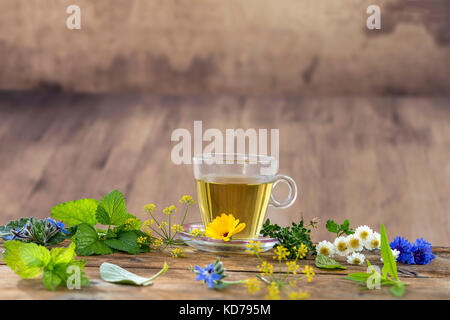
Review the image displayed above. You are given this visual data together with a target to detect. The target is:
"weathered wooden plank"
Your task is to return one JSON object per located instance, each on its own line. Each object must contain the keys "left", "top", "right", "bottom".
{"left": 0, "top": 265, "right": 448, "bottom": 300}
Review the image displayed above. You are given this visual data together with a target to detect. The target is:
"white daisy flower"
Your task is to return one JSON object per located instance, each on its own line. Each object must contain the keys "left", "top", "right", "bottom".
{"left": 334, "top": 236, "right": 350, "bottom": 256}
{"left": 365, "top": 232, "right": 381, "bottom": 250}
{"left": 347, "top": 234, "right": 364, "bottom": 252}
{"left": 355, "top": 225, "right": 373, "bottom": 242}
{"left": 316, "top": 240, "right": 335, "bottom": 257}
{"left": 347, "top": 252, "right": 366, "bottom": 265}
{"left": 381, "top": 249, "right": 400, "bottom": 262}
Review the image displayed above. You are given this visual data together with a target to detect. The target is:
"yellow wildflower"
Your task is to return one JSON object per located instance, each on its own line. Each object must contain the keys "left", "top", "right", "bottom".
{"left": 143, "top": 203, "right": 157, "bottom": 214}
{"left": 289, "top": 279, "right": 297, "bottom": 287}
{"left": 295, "top": 243, "right": 308, "bottom": 259}
{"left": 258, "top": 261, "right": 274, "bottom": 276}
{"left": 143, "top": 219, "right": 155, "bottom": 227}
{"left": 179, "top": 195, "right": 196, "bottom": 205}
{"left": 158, "top": 221, "right": 169, "bottom": 229}
{"left": 137, "top": 236, "right": 148, "bottom": 244}
{"left": 289, "top": 290, "right": 310, "bottom": 300}
{"left": 143, "top": 228, "right": 153, "bottom": 236}
{"left": 170, "top": 248, "right": 185, "bottom": 258}
{"left": 265, "top": 282, "right": 280, "bottom": 300}
{"left": 151, "top": 238, "right": 164, "bottom": 249}
{"left": 171, "top": 224, "right": 184, "bottom": 233}
{"left": 163, "top": 205, "right": 177, "bottom": 215}
{"left": 244, "top": 278, "right": 260, "bottom": 295}
{"left": 286, "top": 261, "right": 300, "bottom": 275}
{"left": 302, "top": 265, "right": 315, "bottom": 282}
{"left": 273, "top": 245, "right": 290, "bottom": 261}
{"left": 246, "top": 240, "right": 262, "bottom": 255}
{"left": 189, "top": 228, "right": 205, "bottom": 238}
{"left": 204, "top": 213, "right": 246, "bottom": 242}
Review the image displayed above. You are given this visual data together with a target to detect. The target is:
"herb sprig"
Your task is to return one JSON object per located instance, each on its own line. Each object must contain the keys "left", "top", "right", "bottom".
{"left": 2, "top": 241, "right": 89, "bottom": 291}
{"left": 0, "top": 217, "right": 72, "bottom": 246}
{"left": 260, "top": 218, "right": 315, "bottom": 259}
{"left": 326, "top": 219, "right": 354, "bottom": 237}
{"left": 51, "top": 190, "right": 151, "bottom": 256}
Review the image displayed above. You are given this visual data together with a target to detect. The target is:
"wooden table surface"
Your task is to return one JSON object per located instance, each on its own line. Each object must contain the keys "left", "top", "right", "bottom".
{"left": 0, "top": 242, "right": 448, "bottom": 300}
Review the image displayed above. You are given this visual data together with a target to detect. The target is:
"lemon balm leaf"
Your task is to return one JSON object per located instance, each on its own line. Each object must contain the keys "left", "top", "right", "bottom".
{"left": 380, "top": 224, "right": 398, "bottom": 281}
{"left": 42, "top": 269, "right": 63, "bottom": 291}
{"left": 3, "top": 241, "right": 50, "bottom": 279}
{"left": 96, "top": 190, "right": 128, "bottom": 226}
{"left": 104, "top": 231, "right": 141, "bottom": 255}
{"left": 50, "top": 242, "right": 77, "bottom": 266}
{"left": 51, "top": 198, "right": 99, "bottom": 227}
{"left": 74, "top": 223, "right": 113, "bottom": 256}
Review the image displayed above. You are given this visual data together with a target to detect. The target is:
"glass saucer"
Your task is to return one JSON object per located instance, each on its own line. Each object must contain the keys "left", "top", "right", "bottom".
{"left": 179, "top": 223, "right": 278, "bottom": 253}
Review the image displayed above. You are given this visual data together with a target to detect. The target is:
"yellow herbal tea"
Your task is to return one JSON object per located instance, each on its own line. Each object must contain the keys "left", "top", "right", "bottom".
{"left": 196, "top": 176, "right": 274, "bottom": 239}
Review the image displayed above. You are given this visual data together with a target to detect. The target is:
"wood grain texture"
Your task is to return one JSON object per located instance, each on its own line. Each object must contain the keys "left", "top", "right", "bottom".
{"left": 0, "top": 0, "right": 449, "bottom": 95}
{"left": 0, "top": 242, "right": 448, "bottom": 300}
{"left": 0, "top": 92, "right": 449, "bottom": 245}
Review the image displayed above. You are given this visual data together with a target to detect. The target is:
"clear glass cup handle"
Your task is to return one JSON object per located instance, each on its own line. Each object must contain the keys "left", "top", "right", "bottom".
{"left": 269, "top": 174, "right": 298, "bottom": 208}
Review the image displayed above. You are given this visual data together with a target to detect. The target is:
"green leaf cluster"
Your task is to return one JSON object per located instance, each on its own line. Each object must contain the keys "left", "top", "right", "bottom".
{"left": 315, "top": 254, "right": 346, "bottom": 270}
{"left": 0, "top": 217, "right": 72, "bottom": 246}
{"left": 260, "top": 219, "right": 314, "bottom": 259}
{"left": 51, "top": 190, "right": 150, "bottom": 256}
{"left": 100, "top": 262, "right": 168, "bottom": 286}
{"left": 326, "top": 219, "right": 354, "bottom": 237}
{"left": 344, "top": 224, "right": 407, "bottom": 298}
{"left": 2, "top": 241, "right": 89, "bottom": 291}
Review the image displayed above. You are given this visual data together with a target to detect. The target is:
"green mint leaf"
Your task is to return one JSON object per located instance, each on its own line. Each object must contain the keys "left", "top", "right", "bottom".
{"left": 390, "top": 282, "right": 405, "bottom": 297}
{"left": 343, "top": 272, "right": 371, "bottom": 282}
{"left": 104, "top": 231, "right": 141, "bottom": 255}
{"left": 50, "top": 242, "right": 77, "bottom": 266}
{"left": 100, "top": 262, "right": 169, "bottom": 286}
{"left": 341, "top": 219, "right": 354, "bottom": 235}
{"left": 2, "top": 241, "right": 51, "bottom": 279}
{"left": 380, "top": 224, "right": 398, "bottom": 281}
{"left": 315, "top": 255, "right": 347, "bottom": 270}
{"left": 96, "top": 190, "right": 128, "bottom": 226}
{"left": 326, "top": 220, "right": 338, "bottom": 233}
{"left": 74, "top": 223, "right": 113, "bottom": 256}
{"left": 51, "top": 198, "right": 99, "bottom": 227}
{"left": 42, "top": 269, "right": 62, "bottom": 291}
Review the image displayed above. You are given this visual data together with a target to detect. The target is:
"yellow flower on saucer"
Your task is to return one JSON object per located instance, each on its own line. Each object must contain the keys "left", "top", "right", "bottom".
{"left": 204, "top": 213, "right": 246, "bottom": 242}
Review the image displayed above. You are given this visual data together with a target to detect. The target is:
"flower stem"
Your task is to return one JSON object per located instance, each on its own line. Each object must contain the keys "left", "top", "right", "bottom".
{"left": 142, "top": 262, "right": 169, "bottom": 286}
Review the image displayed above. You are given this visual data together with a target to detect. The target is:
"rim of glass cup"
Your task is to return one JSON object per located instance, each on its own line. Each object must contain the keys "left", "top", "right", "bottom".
{"left": 192, "top": 153, "right": 275, "bottom": 165}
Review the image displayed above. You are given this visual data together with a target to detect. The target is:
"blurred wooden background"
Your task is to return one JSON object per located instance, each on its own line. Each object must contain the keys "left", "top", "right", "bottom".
{"left": 0, "top": 1, "right": 449, "bottom": 244}
{"left": 0, "top": 0, "right": 449, "bottom": 95}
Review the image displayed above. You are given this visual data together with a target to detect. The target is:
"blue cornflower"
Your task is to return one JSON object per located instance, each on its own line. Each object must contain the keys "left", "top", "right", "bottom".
{"left": 194, "top": 263, "right": 223, "bottom": 288}
{"left": 390, "top": 236, "right": 414, "bottom": 264}
{"left": 411, "top": 238, "right": 435, "bottom": 265}
{"left": 47, "top": 218, "right": 69, "bottom": 234}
